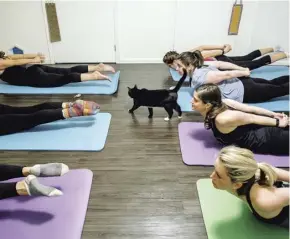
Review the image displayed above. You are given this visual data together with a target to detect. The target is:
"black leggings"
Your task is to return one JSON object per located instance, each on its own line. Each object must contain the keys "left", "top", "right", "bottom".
{"left": 241, "top": 75, "right": 289, "bottom": 103}
{"left": 1, "top": 65, "right": 88, "bottom": 87}
{"left": 0, "top": 102, "right": 64, "bottom": 135}
{"left": 215, "top": 50, "right": 271, "bottom": 70}
{"left": 0, "top": 165, "right": 24, "bottom": 200}
{"left": 252, "top": 126, "right": 289, "bottom": 155}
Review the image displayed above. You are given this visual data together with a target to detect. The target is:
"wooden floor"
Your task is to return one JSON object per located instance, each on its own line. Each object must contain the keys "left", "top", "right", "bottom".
{"left": 0, "top": 64, "right": 213, "bottom": 239}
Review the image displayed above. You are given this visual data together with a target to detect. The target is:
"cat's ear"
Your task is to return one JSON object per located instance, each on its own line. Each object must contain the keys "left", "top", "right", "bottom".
{"left": 127, "top": 86, "right": 131, "bottom": 90}
{"left": 134, "top": 84, "right": 137, "bottom": 89}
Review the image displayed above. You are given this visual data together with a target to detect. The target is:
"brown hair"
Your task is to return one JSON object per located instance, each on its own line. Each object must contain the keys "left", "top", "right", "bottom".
{"left": 0, "top": 51, "right": 6, "bottom": 59}
{"left": 163, "top": 51, "right": 179, "bottom": 65}
{"left": 195, "top": 83, "right": 228, "bottom": 129}
{"left": 176, "top": 50, "right": 204, "bottom": 69}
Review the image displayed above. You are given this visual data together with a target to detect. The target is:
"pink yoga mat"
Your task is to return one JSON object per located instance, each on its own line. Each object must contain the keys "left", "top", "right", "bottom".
{"left": 178, "top": 122, "right": 289, "bottom": 167}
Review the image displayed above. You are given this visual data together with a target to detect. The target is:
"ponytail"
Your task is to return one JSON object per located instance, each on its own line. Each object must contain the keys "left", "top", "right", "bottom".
{"left": 191, "top": 50, "right": 204, "bottom": 68}
{"left": 0, "top": 51, "right": 5, "bottom": 59}
{"left": 177, "top": 50, "right": 204, "bottom": 70}
{"left": 257, "top": 163, "right": 277, "bottom": 187}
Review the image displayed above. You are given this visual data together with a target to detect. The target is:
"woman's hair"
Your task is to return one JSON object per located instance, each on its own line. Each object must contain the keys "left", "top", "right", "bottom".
{"left": 176, "top": 50, "right": 204, "bottom": 69}
{"left": 218, "top": 146, "right": 278, "bottom": 195}
{"left": 163, "top": 51, "right": 179, "bottom": 65}
{"left": 0, "top": 51, "right": 6, "bottom": 59}
{"left": 195, "top": 83, "right": 228, "bottom": 129}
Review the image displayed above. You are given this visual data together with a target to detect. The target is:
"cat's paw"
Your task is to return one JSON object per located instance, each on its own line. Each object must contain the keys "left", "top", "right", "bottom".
{"left": 178, "top": 116, "right": 182, "bottom": 119}
{"left": 128, "top": 109, "right": 133, "bottom": 113}
{"left": 164, "top": 117, "right": 170, "bottom": 121}
{"left": 148, "top": 115, "right": 153, "bottom": 119}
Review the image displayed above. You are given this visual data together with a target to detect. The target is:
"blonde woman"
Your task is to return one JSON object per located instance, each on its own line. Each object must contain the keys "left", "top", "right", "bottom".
{"left": 211, "top": 146, "right": 289, "bottom": 228}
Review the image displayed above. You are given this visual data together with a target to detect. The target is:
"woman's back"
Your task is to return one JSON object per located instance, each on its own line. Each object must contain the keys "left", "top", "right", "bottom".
{"left": 192, "top": 65, "right": 244, "bottom": 102}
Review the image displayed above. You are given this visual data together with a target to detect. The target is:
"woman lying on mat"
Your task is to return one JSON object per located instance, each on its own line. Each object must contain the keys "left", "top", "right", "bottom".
{"left": 211, "top": 146, "right": 289, "bottom": 228}
{"left": 163, "top": 44, "right": 288, "bottom": 71}
{"left": 0, "top": 163, "right": 69, "bottom": 200}
{"left": 0, "top": 51, "right": 115, "bottom": 87}
{"left": 0, "top": 100, "right": 100, "bottom": 136}
{"left": 175, "top": 51, "right": 289, "bottom": 104}
{"left": 191, "top": 83, "right": 289, "bottom": 155}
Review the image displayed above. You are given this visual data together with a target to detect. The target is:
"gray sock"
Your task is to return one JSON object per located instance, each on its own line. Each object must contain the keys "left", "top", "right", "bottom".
{"left": 30, "top": 163, "right": 69, "bottom": 177}
{"left": 24, "top": 175, "right": 63, "bottom": 197}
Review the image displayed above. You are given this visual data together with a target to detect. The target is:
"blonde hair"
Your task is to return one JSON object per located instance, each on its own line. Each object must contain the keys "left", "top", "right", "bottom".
{"left": 218, "top": 146, "right": 277, "bottom": 194}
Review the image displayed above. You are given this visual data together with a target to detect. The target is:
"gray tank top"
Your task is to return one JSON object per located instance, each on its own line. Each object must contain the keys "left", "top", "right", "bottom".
{"left": 191, "top": 65, "right": 245, "bottom": 103}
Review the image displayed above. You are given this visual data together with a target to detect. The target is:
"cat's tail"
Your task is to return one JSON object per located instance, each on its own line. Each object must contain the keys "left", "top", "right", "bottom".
{"left": 172, "top": 70, "right": 187, "bottom": 92}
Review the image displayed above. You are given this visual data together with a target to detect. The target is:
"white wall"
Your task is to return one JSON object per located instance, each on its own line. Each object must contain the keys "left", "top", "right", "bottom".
{"left": 0, "top": 1, "right": 288, "bottom": 63}
{"left": 174, "top": 1, "right": 260, "bottom": 56}
{"left": 115, "top": 0, "right": 177, "bottom": 63}
{"left": 0, "top": 1, "right": 51, "bottom": 62}
{"left": 51, "top": 1, "right": 116, "bottom": 63}
{"left": 250, "top": 1, "right": 289, "bottom": 53}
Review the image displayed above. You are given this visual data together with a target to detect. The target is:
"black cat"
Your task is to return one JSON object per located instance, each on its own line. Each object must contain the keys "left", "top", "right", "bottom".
{"left": 127, "top": 70, "right": 187, "bottom": 121}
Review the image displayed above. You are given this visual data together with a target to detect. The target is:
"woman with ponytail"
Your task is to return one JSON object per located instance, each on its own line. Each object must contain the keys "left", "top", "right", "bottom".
{"left": 211, "top": 146, "right": 289, "bottom": 228}
{"left": 191, "top": 83, "right": 289, "bottom": 155}
{"left": 163, "top": 44, "right": 288, "bottom": 71}
{"left": 175, "top": 50, "right": 289, "bottom": 104}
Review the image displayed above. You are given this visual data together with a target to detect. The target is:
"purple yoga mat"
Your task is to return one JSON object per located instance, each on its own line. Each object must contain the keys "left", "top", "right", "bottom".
{"left": 0, "top": 169, "right": 93, "bottom": 239}
{"left": 179, "top": 122, "right": 289, "bottom": 167}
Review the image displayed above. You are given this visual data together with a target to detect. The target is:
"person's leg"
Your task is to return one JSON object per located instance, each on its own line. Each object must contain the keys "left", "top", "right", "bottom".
{"left": 0, "top": 102, "right": 62, "bottom": 115}
{"left": 232, "top": 55, "right": 271, "bottom": 70}
{"left": 38, "top": 64, "right": 115, "bottom": 74}
{"left": 0, "top": 101, "right": 99, "bottom": 136}
{"left": 228, "top": 48, "right": 273, "bottom": 61}
{"left": 0, "top": 176, "right": 63, "bottom": 200}
{"left": 25, "top": 65, "right": 110, "bottom": 87}
{"left": 253, "top": 127, "right": 289, "bottom": 156}
{"left": 0, "top": 163, "right": 69, "bottom": 181}
{"left": 241, "top": 77, "right": 289, "bottom": 103}
{"left": 251, "top": 76, "right": 289, "bottom": 85}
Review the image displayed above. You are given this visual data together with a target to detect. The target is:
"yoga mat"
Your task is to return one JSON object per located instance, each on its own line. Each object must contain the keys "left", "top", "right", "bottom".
{"left": 0, "top": 169, "right": 93, "bottom": 239}
{"left": 197, "top": 179, "right": 289, "bottom": 239}
{"left": 178, "top": 122, "right": 289, "bottom": 167}
{"left": 0, "top": 71, "right": 120, "bottom": 95}
{"left": 175, "top": 66, "right": 289, "bottom": 112}
{"left": 0, "top": 113, "right": 111, "bottom": 151}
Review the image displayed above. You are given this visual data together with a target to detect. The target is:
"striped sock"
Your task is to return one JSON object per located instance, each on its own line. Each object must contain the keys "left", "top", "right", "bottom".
{"left": 62, "top": 107, "right": 82, "bottom": 118}
{"left": 73, "top": 100, "right": 100, "bottom": 115}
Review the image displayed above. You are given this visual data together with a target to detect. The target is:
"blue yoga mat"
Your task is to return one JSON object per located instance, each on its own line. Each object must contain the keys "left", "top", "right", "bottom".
{"left": 0, "top": 113, "right": 111, "bottom": 151}
{"left": 173, "top": 66, "right": 289, "bottom": 112}
{"left": 0, "top": 71, "right": 120, "bottom": 95}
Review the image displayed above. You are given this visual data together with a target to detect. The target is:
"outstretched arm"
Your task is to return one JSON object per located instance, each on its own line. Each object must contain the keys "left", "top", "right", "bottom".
{"left": 206, "top": 61, "right": 246, "bottom": 70}
{"left": 190, "top": 45, "right": 225, "bottom": 52}
{"left": 205, "top": 69, "right": 250, "bottom": 84}
{"left": 7, "top": 54, "right": 38, "bottom": 60}
{"left": 222, "top": 98, "right": 276, "bottom": 117}
{"left": 0, "top": 57, "right": 41, "bottom": 70}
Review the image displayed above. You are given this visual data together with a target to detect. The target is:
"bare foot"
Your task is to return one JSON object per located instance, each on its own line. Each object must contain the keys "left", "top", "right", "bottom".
{"left": 92, "top": 71, "right": 111, "bottom": 81}
{"left": 96, "top": 63, "right": 115, "bottom": 73}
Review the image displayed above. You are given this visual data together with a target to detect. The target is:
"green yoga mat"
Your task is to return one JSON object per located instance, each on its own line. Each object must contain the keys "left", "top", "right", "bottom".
{"left": 197, "top": 179, "right": 289, "bottom": 239}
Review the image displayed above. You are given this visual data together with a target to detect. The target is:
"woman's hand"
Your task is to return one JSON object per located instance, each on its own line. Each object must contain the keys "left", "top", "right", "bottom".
{"left": 278, "top": 114, "right": 289, "bottom": 127}
{"left": 273, "top": 112, "right": 285, "bottom": 119}
{"left": 37, "top": 52, "right": 45, "bottom": 63}
{"left": 223, "top": 44, "right": 232, "bottom": 53}
{"left": 33, "top": 56, "right": 42, "bottom": 64}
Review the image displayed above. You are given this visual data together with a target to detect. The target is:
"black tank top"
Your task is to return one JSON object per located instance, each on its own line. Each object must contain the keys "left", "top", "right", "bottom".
{"left": 210, "top": 112, "right": 269, "bottom": 151}
{"left": 246, "top": 182, "right": 289, "bottom": 226}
